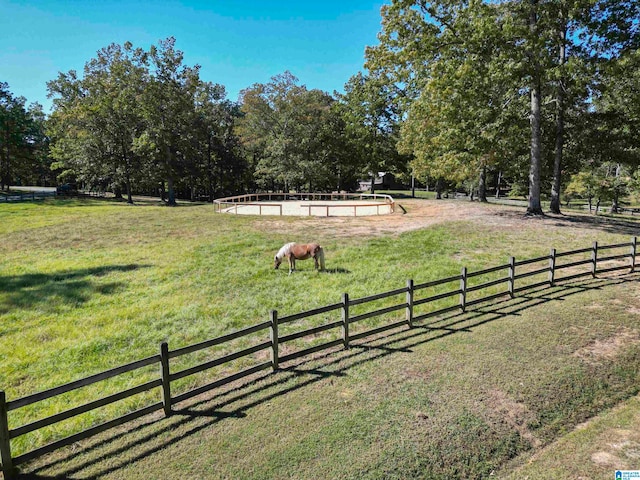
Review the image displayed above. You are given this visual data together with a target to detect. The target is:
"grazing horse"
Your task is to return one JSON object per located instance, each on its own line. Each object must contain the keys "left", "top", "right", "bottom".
{"left": 274, "top": 242, "right": 325, "bottom": 275}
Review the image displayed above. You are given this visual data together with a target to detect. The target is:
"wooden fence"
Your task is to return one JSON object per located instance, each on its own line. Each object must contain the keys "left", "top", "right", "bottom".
{"left": 1, "top": 237, "right": 637, "bottom": 478}
{"left": 0, "top": 191, "right": 57, "bottom": 203}
{"left": 213, "top": 192, "right": 396, "bottom": 216}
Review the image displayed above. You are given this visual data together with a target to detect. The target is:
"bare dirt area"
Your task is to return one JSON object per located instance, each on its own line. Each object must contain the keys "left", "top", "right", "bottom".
{"left": 573, "top": 327, "right": 640, "bottom": 364}
{"left": 252, "top": 198, "right": 640, "bottom": 240}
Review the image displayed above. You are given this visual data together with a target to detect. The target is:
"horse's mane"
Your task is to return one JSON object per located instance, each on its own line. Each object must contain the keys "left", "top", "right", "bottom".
{"left": 275, "top": 242, "right": 296, "bottom": 260}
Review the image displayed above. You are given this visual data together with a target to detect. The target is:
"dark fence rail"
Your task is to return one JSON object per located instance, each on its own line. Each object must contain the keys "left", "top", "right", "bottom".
{"left": 0, "top": 191, "right": 57, "bottom": 203}
{"left": 1, "top": 237, "right": 638, "bottom": 478}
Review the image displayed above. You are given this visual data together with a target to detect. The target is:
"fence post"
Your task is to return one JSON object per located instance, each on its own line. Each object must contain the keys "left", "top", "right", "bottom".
{"left": 549, "top": 248, "right": 556, "bottom": 286}
{"left": 160, "top": 342, "right": 172, "bottom": 417}
{"left": 631, "top": 237, "right": 637, "bottom": 273}
{"left": 508, "top": 257, "right": 515, "bottom": 298}
{"left": 0, "top": 391, "right": 15, "bottom": 480}
{"left": 592, "top": 241, "right": 598, "bottom": 278}
{"left": 460, "top": 267, "right": 467, "bottom": 312}
{"left": 270, "top": 310, "right": 279, "bottom": 371}
{"left": 406, "top": 279, "right": 414, "bottom": 328}
{"left": 342, "top": 293, "right": 350, "bottom": 348}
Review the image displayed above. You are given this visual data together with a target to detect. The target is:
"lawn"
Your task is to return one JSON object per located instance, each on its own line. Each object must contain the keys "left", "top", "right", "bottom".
{"left": 1, "top": 197, "right": 639, "bottom": 478}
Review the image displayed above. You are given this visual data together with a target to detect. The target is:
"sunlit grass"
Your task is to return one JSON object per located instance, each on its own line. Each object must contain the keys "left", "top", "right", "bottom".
{"left": 2, "top": 197, "right": 639, "bottom": 476}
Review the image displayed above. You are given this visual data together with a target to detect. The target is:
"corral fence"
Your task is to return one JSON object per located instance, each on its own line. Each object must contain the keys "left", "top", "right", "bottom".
{"left": 0, "top": 191, "right": 57, "bottom": 203}
{"left": 213, "top": 192, "right": 396, "bottom": 216}
{"left": 1, "top": 237, "right": 638, "bottom": 478}
{"left": 0, "top": 190, "right": 108, "bottom": 204}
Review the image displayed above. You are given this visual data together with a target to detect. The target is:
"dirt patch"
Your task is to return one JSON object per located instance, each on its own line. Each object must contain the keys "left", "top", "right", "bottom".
{"left": 591, "top": 430, "right": 640, "bottom": 469}
{"left": 573, "top": 328, "right": 640, "bottom": 364}
{"left": 253, "top": 199, "right": 539, "bottom": 239}
{"left": 251, "top": 198, "right": 640, "bottom": 241}
{"left": 591, "top": 450, "right": 621, "bottom": 466}
{"left": 487, "top": 389, "right": 541, "bottom": 448}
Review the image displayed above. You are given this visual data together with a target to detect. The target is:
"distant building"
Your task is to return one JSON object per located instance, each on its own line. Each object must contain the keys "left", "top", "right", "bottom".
{"left": 358, "top": 172, "right": 405, "bottom": 191}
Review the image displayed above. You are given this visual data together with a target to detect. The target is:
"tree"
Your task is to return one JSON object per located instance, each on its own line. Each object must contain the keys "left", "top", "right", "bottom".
{"left": 238, "top": 72, "right": 352, "bottom": 192}
{"left": 22, "top": 103, "right": 51, "bottom": 187}
{"left": 548, "top": 0, "right": 640, "bottom": 213}
{"left": 0, "top": 83, "right": 47, "bottom": 191}
{"left": 338, "top": 72, "right": 407, "bottom": 194}
{"left": 366, "top": 0, "right": 639, "bottom": 214}
{"left": 0, "top": 83, "right": 23, "bottom": 190}
{"left": 136, "top": 37, "right": 201, "bottom": 206}
{"left": 238, "top": 72, "right": 305, "bottom": 191}
{"left": 367, "top": 1, "right": 527, "bottom": 200}
{"left": 47, "top": 42, "right": 148, "bottom": 202}
{"left": 191, "top": 82, "right": 247, "bottom": 200}
{"left": 47, "top": 38, "right": 249, "bottom": 203}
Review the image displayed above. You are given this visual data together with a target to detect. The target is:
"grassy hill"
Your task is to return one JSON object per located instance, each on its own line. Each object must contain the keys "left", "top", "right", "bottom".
{"left": 1, "top": 197, "right": 639, "bottom": 478}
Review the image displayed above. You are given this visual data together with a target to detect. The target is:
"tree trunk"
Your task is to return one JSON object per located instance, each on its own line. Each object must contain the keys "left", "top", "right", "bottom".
{"left": 495, "top": 171, "right": 502, "bottom": 199}
{"left": 526, "top": 0, "right": 544, "bottom": 216}
{"left": 125, "top": 176, "right": 133, "bottom": 204}
{"left": 611, "top": 164, "right": 621, "bottom": 213}
{"left": 370, "top": 173, "right": 376, "bottom": 194}
{"left": 207, "top": 136, "right": 214, "bottom": 202}
{"left": 167, "top": 176, "right": 176, "bottom": 206}
{"left": 550, "top": 16, "right": 567, "bottom": 215}
{"left": 436, "top": 177, "right": 443, "bottom": 199}
{"left": 478, "top": 165, "right": 488, "bottom": 202}
{"left": 1, "top": 133, "right": 10, "bottom": 192}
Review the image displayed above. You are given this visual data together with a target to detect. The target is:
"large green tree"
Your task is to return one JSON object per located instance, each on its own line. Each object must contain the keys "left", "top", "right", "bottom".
{"left": 136, "top": 37, "right": 201, "bottom": 206}
{"left": 48, "top": 38, "right": 246, "bottom": 204}
{"left": 548, "top": 0, "right": 639, "bottom": 213}
{"left": 338, "top": 72, "right": 407, "bottom": 194}
{"left": 0, "top": 83, "right": 48, "bottom": 191}
{"left": 365, "top": 1, "right": 536, "bottom": 204}
{"left": 391, "top": 1, "right": 527, "bottom": 201}
{"left": 190, "top": 81, "right": 247, "bottom": 200}
{"left": 367, "top": 0, "right": 639, "bottom": 214}
{"left": 47, "top": 42, "right": 147, "bottom": 202}
{"left": 238, "top": 72, "right": 351, "bottom": 192}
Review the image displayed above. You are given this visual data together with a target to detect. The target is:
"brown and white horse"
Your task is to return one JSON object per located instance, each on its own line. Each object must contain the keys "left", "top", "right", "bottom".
{"left": 274, "top": 242, "right": 325, "bottom": 275}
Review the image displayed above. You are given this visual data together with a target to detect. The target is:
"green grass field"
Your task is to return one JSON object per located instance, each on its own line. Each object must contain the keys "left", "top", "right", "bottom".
{"left": 2, "top": 197, "right": 640, "bottom": 479}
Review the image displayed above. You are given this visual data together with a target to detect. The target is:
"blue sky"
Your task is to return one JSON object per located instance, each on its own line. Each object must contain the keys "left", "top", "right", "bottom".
{"left": 0, "top": 0, "right": 386, "bottom": 112}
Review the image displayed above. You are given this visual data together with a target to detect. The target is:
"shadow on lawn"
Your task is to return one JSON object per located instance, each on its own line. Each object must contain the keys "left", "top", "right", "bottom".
{"left": 490, "top": 208, "right": 640, "bottom": 238}
{"left": 18, "top": 273, "right": 639, "bottom": 479}
{"left": 0, "top": 264, "right": 150, "bottom": 315}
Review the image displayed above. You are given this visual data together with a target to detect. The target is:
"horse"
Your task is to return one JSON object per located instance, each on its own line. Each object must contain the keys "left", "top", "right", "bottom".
{"left": 274, "top": 242, "right": 325, "bottom": 275}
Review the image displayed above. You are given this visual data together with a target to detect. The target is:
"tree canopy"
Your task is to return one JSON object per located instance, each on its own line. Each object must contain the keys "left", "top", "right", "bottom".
{"left": 5, "top": 9, "right": 640, "bottom": 213}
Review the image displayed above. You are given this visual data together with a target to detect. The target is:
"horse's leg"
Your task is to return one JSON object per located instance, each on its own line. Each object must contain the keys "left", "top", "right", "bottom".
{"left": 314, "top": 254, "right": 319, "bottom": 270}
{"left": 288, "top": 255, "right": 294, "bottom": 275}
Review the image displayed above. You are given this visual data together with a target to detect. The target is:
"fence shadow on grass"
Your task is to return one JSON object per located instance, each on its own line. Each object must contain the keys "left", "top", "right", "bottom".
{"left": 20, "top": 273, "right": 637, "bottom": 479}
{"left": 0, "top": 264, "right": 150, "bottom": 315}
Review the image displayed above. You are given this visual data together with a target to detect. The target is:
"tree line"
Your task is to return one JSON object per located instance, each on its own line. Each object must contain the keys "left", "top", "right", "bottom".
{"left": 365, "top": 0, "right": 640, "bottom": 214}
{"left": 1, "top": 37, "right": 404, "bottom": 205}
{"left": 1, "top": 1, "right": 639, "bottom": 213}
{"left": 0, "top": 83, "right": 49, "bottom": 190}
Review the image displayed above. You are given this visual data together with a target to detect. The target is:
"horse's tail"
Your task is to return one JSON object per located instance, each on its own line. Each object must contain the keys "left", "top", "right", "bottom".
{"left": 317, "top": 246, "right": 325, "bottom": 271}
